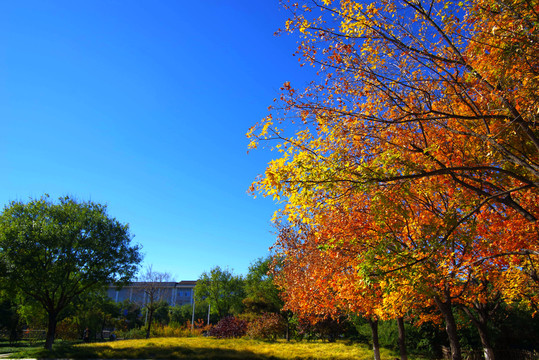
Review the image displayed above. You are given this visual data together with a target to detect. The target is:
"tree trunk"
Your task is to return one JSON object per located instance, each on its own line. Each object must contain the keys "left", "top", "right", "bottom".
{"left": 434, "top": 296, "right": 462, "bottom": 360}
{"left": 368, "top": 318, "right": 381, "bottom": 360}
{"left": 462, "top": 306, "right": 496, "bottom": 360}
{"left": 476, "top": 320, "right": 495, "bottom": 360}
{"left": 146, "top": 309, "right": 154, "bottom": 339}
{"left": 44, "top": 311, "right": 58, "bottom": 350}
{"left": 286, "top": 316, "right": 290, "bottom": 341}
{"left": 397, "top": 317, "right": 408, "bottom": 360}
{"left": 482, "top": 344, "right": 496, "bottom": 360}
{"left": 101, "top": 314, "right": 106, "bottom": 340}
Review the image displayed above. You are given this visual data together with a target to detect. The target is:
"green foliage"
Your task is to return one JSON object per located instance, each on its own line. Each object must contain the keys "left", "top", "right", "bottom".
{"left": 243, "top": 257, "right": 283, "bottom": 316}
{"left": 170, "top": 304, "right": 195, "bottom": 325}
{"left": 170, "top": 302, "right": 216, "bottom": 326}
{"left": 0, "top": 195, "right": 142, "bottom": 349}
{"left": 115, "top": 327, "right": 147, "bottom": 340}
{"left": 402, "top": 321, "right": 447, "bottom": 358}
{"left": 117, "top": 300, "right": 143, "bottom": 330}
{"left": 17, "top": 300, "right": 47, "bottom": 329}
{"left": 148, "top": 324, "right": 202, "bottom": 337}
{"left": 489, "top": 305, "right": 539, "bottom": 350}
{"left": 350, "top": 315, "right": 449, "bottom": 358}
{"left": 195, "top": 266, "right": 245, "bottom": 320}
{"left": 0, "top": 299, "right": 22, "bottom": 342}
{"left": 141, "top": 301, "right": 170, "bottom": 326}
{"left": 67, "top": 290, "right": 121, "bottom": 341}
{"left": 296, "top": 316, "right": 352, "bottom": 342}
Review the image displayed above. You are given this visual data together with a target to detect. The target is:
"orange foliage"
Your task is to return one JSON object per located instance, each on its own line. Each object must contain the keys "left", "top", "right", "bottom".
{"left": 250, "top": 0, "right": 539, "bottom": 345}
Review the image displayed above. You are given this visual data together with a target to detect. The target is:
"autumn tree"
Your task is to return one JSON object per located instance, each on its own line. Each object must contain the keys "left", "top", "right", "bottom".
{"left": 249, "top": 0, "right": 538, "bottom": 359}
{"left": 0, "top": 196, "right": 141, "bottom": 349}
{"left": 274, "top": 222, "right": 390, "bottom": 359}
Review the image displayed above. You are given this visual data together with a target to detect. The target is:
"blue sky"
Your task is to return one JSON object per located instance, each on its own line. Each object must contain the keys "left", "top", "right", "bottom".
{"left": 0, "top": 1, "right": 310, "bottom": 280}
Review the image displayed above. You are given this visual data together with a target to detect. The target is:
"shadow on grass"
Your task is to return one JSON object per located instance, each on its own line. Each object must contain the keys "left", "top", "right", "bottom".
{"left": 12, "top": 342, "right": 286, "bottom": 360}
{"left": 0, "top": 340, "right": 48, "bottom": 355}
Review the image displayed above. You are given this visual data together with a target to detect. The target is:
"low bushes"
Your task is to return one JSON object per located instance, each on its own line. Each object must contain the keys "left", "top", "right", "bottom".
{"left": 246, "top": 313, "right": 286, "bottom": 341}
{"left": 208, "top": 316, "right": 247, "bottom": 338}
{"left": 115, "top": 328, "right": 146, "bottom": 339}
{"left": 117, "top": 321, "right": 211, "bottom": 339}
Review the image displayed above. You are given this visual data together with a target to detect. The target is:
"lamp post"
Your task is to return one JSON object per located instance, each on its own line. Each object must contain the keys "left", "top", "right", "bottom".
{"left": 191, "top": 297, "right": 195, "bottom": 331}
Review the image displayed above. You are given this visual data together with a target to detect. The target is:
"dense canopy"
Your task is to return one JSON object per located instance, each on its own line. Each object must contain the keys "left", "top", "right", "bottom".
{"left": 0, "top": 196, "right": 142, "bottom": 349}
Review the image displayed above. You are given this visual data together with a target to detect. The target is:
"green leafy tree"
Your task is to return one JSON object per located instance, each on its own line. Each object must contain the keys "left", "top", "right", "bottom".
{"left": 0, "top": 196, "right": 142, "bottom": 349}
{"left": 118, "top": 300, "right": 143, "bottom": 330}
{"left": 170, "top": 301, "right": 215, "bottom": 326}
{"left": 243, "top": 257, "right": 283, "bottom": 315}
{"left": 150, "top": 301, "right": 170, "bottom": 326}
{"left": 70, "top": 290, "right": 121, "bottom": 341}
{"left": 194, "top": 266, "right": 245, "bottom": 320}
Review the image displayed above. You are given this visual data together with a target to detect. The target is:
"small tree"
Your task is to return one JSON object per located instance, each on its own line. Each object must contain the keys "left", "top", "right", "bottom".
{"left": 0, "top": 196, "right": 142, "bottom": 349}
{"left": 138, "top": 265, "right": 171, "bottom": 339}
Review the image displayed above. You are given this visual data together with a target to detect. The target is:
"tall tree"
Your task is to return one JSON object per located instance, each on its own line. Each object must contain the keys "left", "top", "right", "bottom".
{"left": 0, "top": 196, "right": 142, "bottom": 349}
{"left": 194, "top": 266, "right": 245, "bottom": 320}
{"left": 249, "top": 1, "right": 538, "bottom": 359}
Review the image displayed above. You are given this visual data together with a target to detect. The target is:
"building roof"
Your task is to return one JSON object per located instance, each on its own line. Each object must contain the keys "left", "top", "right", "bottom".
{"left": 177, "top": 280, "right": 197, "bottom": 286}
{"left": 109, "top": 281, "right": 197, "bottom": 288}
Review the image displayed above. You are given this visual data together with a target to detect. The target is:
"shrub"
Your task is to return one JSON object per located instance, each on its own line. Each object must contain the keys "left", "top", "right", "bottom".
{"left": 150, "top": 322, "right": 211, "bottom": 338}
{"left": 208, "top": 316, "right": 247, "bottom": 338}
{"left": 246, "top": 313, "right": 286, "bottom": 341}
{"left": 115, "top": 327, "right": 146, "bottom": 339}
{"left": 296, "top": 316, "right": 350, "bottom": 342}
{"left": 150, "top": 324, "right": 189, "bottom": 337}
{"left": 55, "top": 318, "right": 80, "bottom": 341}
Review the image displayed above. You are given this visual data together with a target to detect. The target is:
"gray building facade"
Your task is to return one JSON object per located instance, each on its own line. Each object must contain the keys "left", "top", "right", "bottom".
{"left": 107, "top": 280, "right": 197, "bottom": 307}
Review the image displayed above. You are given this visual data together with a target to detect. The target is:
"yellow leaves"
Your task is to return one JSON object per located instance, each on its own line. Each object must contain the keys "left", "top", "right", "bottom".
{"left": 285, "top": 19, "right": 293, "bottom": 31}
{"left": 251, "top": 0, "right": 539, "bottom": 327}
{"left": 247, "top": 138, "right": 258, "bottom": 150}
{"left": 299, "top": 19, "right": 310, "bottom": 34}
{"left": 366, "top": 2, "right": 379, "bottom": 15}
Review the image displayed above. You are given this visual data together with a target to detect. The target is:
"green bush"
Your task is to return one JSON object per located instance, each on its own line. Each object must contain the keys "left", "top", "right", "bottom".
{"left": 115, "top": 327, "right": 146, "bottom": 339}
{"left": 351, "top": 316, "right": 445, "bottom": 358}
{"left": 296, "top": 316, "right": 350, "bottom": 342}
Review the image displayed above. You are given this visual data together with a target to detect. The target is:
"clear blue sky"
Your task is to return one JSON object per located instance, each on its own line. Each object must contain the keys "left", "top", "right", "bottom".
{"left": 0, "top": 1, "right": 310, "bottom": 280}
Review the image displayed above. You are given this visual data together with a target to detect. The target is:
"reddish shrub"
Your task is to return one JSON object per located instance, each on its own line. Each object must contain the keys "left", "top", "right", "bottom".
{"left": 246, "top": 312, "right": 286, "bottom": 341}
{"left": 208, "top": 316, "right": 247, "bottom": 338}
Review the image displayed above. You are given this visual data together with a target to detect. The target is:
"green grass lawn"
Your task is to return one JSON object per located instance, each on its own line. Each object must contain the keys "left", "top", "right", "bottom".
{"left": 6, "top": 337, "right": 418, "bottom": 359}
{"left": 0, "top": 340, "right": 46, "bottom": 356}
